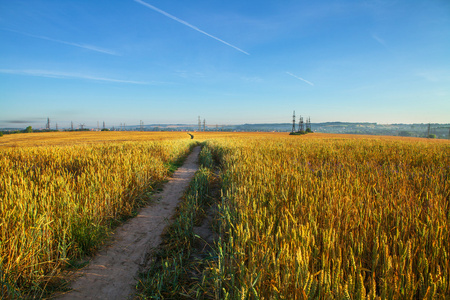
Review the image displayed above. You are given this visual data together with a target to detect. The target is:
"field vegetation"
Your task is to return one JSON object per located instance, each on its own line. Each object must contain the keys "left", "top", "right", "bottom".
{"left": 0, "top": 131, "right": 193, "bottom": 148}
{"left": 1, "top": 131, "right": 449, "bottom": 298}
{"left": 204, "top": 136, "right": 449, "bottom": 299}
{"left": 0, "top": 134, "right": 197, "bottom": 297}
{"left": 0, "top": 130, "right": 265, "bottom": 148}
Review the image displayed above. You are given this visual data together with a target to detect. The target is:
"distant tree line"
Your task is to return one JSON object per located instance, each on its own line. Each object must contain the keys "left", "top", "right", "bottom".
{"left": 1, "top": 126, "right": 34, "bottom": 136}
{"left": 0, "top": 126, "right": 100, "bottom": 137}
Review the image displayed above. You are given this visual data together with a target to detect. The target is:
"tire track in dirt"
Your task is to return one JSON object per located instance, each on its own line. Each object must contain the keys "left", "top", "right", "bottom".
{"left": 56, "top": 146, "right": 201, "bottom": 300}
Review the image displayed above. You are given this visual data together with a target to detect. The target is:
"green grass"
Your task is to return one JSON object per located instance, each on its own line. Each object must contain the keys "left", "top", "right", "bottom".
{"left": 137, "top": 145, "right": 218, "bottom": 299}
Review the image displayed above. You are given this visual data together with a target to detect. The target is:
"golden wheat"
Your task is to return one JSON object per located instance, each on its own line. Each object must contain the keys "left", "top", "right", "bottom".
{"left": 206, "top": 135, "right": 449, "bottom": 299}
{"left": 0, "top": 138, "right": 196, "bottom": 296}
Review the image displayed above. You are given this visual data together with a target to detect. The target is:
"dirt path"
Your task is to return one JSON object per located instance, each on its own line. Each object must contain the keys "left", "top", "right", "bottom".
{"left": 56, "top": 146, "right": 201, "bottom": 300}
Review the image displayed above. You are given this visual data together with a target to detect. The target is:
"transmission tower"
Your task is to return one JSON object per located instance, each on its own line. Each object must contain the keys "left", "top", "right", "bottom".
{"left": 292, "top": 111, "right": 296, "bottom": 133}
{"left": 306, "top": 117, "right": 311, "bottom": 131}
{"left": 427, "top": 123, "right": 431, "bottom": 138}
{"left": 71, "top": 121, "right": 74, "bottom": 131}
{"left": 56, "top": 123, "right": 58, "bottom": 131}
{"left": 103, "top": 121, "right": 106, "bottom": 130}
{"left": 140, "top": 120, "right": 144, "bottom": 131}
{"left": 198, "top": 116, "right": 201, "bottom": 131}
{"left": 80, "top": 124, "right": 85, "bottom": 130}
{"left": 203, "top": 119, "right": 206, "bottom": 132}
{"left": 299, "top": 116, "right": 304, "bottom": 131}
{"left": 46, "top": 118, "right": 50, "bottom": 130}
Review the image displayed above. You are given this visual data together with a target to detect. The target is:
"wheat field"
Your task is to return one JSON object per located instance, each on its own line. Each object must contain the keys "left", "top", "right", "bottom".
{"left": 205, "top": 135, "right": 449, "bottom": 299}
{"left": 0, "top": 132, "right": 197, "bottom": 297}
{"left": 1, "top": 131, "right": 449, "bottom": 298}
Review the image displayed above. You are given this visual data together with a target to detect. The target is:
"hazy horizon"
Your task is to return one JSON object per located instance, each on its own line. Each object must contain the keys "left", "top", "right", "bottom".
{"left": 1, "top": 0, "right": 449, "bottom": 128}
{"left": 2, "top": 119, "right": 450, "bottom": 131}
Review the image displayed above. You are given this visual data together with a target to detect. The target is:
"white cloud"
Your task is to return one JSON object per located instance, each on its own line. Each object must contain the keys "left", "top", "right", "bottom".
{"left": 0, "top": 69, "right": 152, "bottom": 84}
{"left": 5, "top": 29, "right": 119, "bottom": 56}
{"left": 175, "top": 70, "right": 205, "bottom": 79}
{"left": 241, "top": 76, "right": 263, "bottom": 83}
{"left": 415, "top": 70, "right": 450, "bottom": 82}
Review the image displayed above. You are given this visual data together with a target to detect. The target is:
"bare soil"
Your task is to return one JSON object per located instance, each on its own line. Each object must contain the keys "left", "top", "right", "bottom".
{"left": 55, "top": 146, "right": 201, "bottom": 300}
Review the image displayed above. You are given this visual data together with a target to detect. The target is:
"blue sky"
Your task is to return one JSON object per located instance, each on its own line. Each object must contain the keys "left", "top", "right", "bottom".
{"left": 1, "top": 0, "right": 449, "bottom": 129}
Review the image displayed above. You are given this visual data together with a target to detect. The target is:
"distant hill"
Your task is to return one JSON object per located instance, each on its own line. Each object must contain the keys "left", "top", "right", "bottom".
{"left": 230, "top": 122, "right": 449, "bottom": 139}
{"left": 2, "top": 122, "right": 449, "bottom": 139}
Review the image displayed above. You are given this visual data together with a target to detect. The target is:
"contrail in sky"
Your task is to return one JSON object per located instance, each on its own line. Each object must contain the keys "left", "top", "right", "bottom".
{"left": 0, "top": 69, "right": 151, "bottom": 84}
{"left": 4, "top": 29, "right": 119, "bottom": 56}
{"left": 134, "top": 0, "right": 249, "bottom": 55}
{"left": 286, "top": 72, "right": 314, "bottom": 86}
{"left": 372, "top": 34, "right": 386, "bottom": 47}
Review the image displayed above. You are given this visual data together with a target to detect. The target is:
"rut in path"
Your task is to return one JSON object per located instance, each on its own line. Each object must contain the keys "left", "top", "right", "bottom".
{"left": 57, "top": 146, "right": 201, "bottom": 300}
